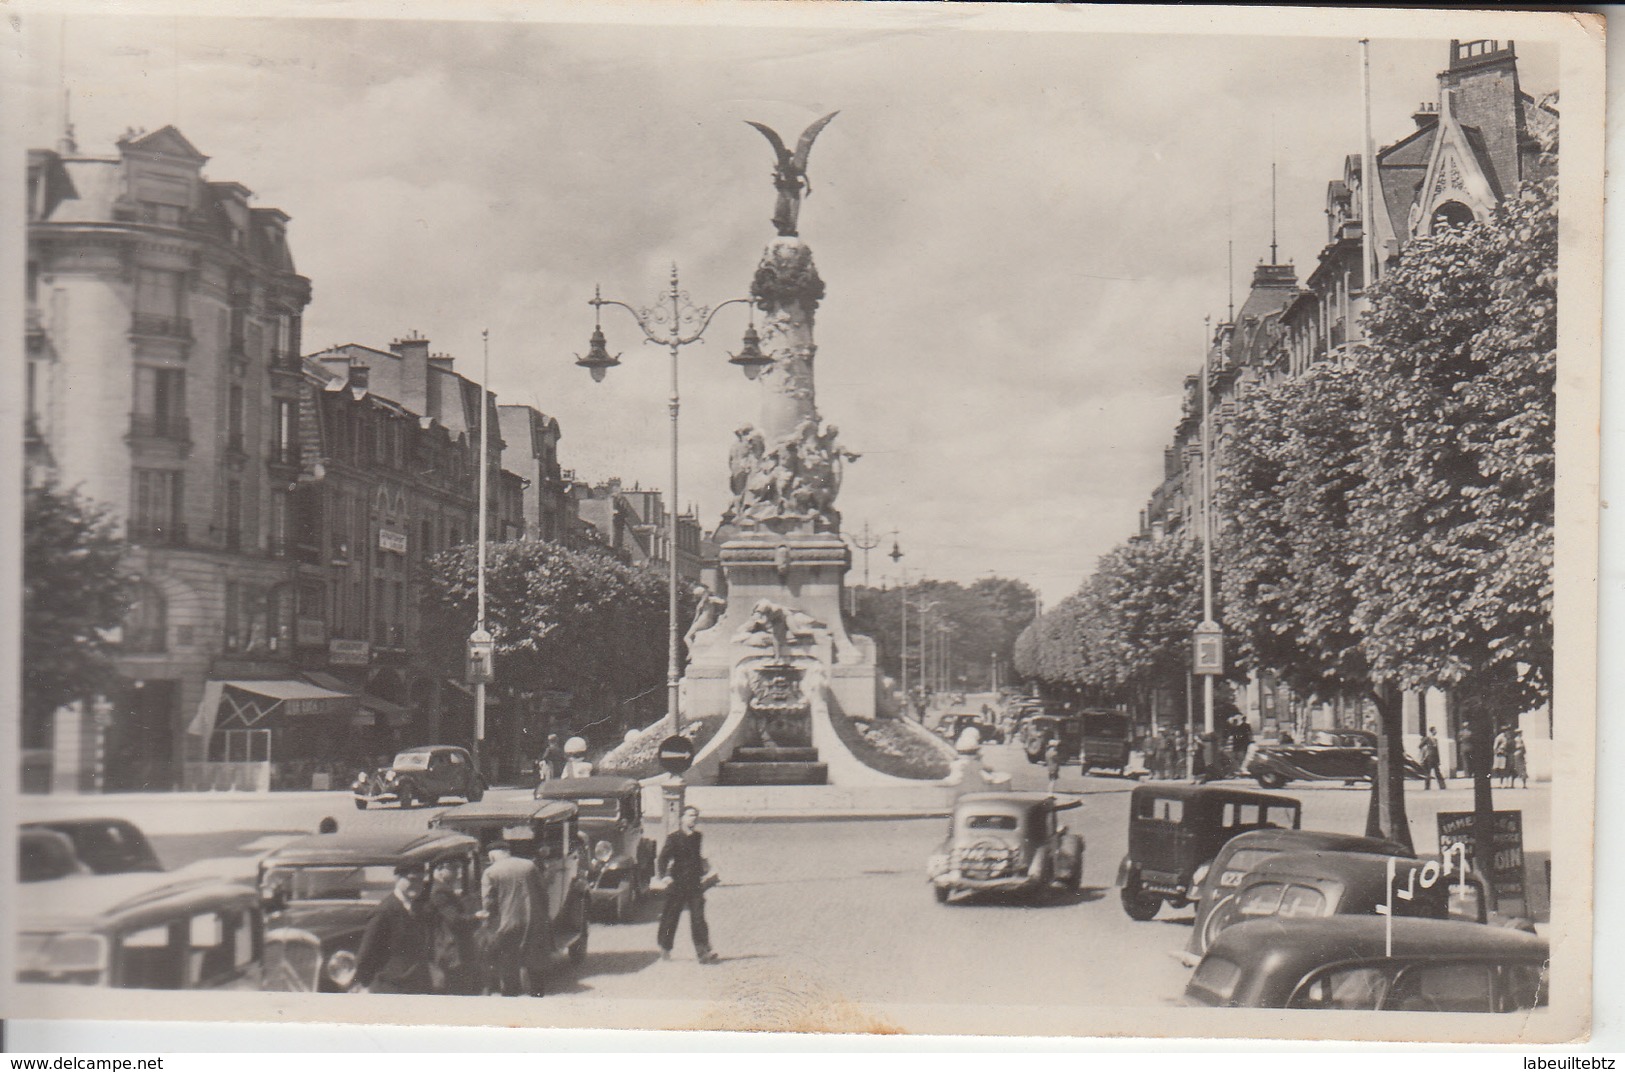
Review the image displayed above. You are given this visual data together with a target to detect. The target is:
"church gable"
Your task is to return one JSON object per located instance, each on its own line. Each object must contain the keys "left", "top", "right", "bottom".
{"left": 1409, "top": 107, "right": 1501, "bottom": 238}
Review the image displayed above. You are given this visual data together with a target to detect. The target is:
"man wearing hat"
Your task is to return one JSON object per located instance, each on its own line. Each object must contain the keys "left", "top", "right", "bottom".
{"left": 482, "top": 840, "right": 546, "bottom": 996}
{"left": 354, "top": 863, "right": 432, "bottom": 993}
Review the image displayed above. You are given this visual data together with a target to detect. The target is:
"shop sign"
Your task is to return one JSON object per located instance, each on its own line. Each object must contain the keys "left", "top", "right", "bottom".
{"left": 296, "top": 617, "right": 327, "bottom": 646}
{"left": 378, "top": 528, "right": 408, "bottom": 554}
{"left": 329, "top": 638, "right": 372, "bottom": 666}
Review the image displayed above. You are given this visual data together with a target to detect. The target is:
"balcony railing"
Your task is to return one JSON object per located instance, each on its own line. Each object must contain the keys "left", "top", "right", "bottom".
{"left": 128, "top": 413, "right": 191, "bottom": 441}
{"left": 131, "top": 314, "right": 193, "bottom": 340}
{"left": 128, "top": 521, "right": 188, "bottom": 547}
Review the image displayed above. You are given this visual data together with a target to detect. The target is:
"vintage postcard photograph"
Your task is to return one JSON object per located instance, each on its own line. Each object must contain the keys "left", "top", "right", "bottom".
{"left": 0, "top": 0, "right": 1604, "bottom": 1047}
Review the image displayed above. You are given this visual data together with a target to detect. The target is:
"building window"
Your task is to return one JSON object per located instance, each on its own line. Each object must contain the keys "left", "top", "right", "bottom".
{"left": 135, "top": 268, "right": 184, "bottom": 316}
{"left": 138, "top": 201, "right": 186, "bottom": 228}
{"left": 124, "top": 583, "right": 167, "bottom": 653}
{"left": 132, "top": 366, "right": 187, "bottom": 439}
{"left": 130, "top": 469, "right": 183, "bottom": 544}
{"left": 1431, "top": 200, "right": 1476, "bottom": 233}
{"left": 227, "top": 384, "right": 245, "bottom": 452}
{"left": 224, "top": 480, "right": 242, "bottom": 551}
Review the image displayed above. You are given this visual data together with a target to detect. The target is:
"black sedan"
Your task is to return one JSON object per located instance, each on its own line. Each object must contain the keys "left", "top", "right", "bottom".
{"left": 1242, "top": 729, "right": 1423, "bottom": 790}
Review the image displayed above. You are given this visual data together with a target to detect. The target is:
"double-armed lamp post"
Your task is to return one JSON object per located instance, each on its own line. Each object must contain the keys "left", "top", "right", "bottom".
{"left": 574, "top": 265, "right": 767, "bottom": 738}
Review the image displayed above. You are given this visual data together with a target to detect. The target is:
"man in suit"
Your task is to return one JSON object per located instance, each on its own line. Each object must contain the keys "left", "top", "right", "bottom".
{"left": 354, "top": 864, "right": 432, "bottom": 993}
{"left": 657, "top": 805, "right": 718, "bottom": 963}
{"left": 482, "top": 840, "right": 547, "bottom": 996}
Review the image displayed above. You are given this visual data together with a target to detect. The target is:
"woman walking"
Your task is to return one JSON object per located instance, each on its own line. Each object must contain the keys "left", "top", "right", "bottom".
{"left": 1511, "top": 729, "right": 1530, "bottom": 789}
{"left": 1493, "top": 727, "right": 1512, "bottom": 789}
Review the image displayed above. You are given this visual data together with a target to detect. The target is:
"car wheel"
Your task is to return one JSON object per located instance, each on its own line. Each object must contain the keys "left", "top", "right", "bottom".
{"left": 354, "top": 798, "right": 368, "bottom": 811}
{"left": 1255, "top": 772, "right": 1287, "bottom": 790}
{"left": 934, "top": 884, "right": 951, "bottom": 904}
{"left": 468, "top": 783, "right": 484, "bottom": 803}
{"left": 1121, "top": 887, "right": 1162, "bottom": 921}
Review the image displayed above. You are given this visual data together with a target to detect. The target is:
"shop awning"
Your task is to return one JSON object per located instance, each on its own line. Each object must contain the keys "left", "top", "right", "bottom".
{"left": 302, "top": 672, "right": 413, "bottom": 728}
{"left": 187, "top": 679, "right": 356, "bottom": 739}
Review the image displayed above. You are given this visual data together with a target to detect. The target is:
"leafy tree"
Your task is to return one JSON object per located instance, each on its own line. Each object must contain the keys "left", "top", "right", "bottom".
{"left": 22, "top": 478, "right": 130, "bottom": 748}
{"left": 418, "top": 540, "right": 679, "bottom": 750}
{"left": 850, "top": 575, "right": 1037, "bottom": 693}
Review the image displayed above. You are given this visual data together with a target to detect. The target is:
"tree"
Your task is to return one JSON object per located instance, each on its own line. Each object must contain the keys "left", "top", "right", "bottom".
{"left": 418, "top": 540, "right": 678, "bottom": 749}
{"left": 850, "top": 575, "right": 1037, "bottom": 693}
{"left": 22, "top": 478, "right": 130, "bottom": 748}
{"left": 1353, "top": 123, "right": 1557, "bottom": 866}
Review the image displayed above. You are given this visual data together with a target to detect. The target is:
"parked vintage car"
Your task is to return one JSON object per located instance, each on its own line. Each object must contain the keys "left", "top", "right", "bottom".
{"left": 1242, "top": 729, "right": 1423, "bottom": 789}
{"left": 927, "top": 792, "right": 1085, "bottom": 903}
{"left": 533, "top": 775, "right": 656, "bottom": 922}
{"left": 1185, "top": 916, "right": 1548, "bottom": 1011}
{"left": 1076, "top": 711, "right": 1135, "bottom": 775}
{"left": 20, "top": 828, "right": 91, "bottom": 883}
{"left": 21, "top": 818, "right": 164, "bottom": 874}
{"left": 430, "top": 798, "right": 592, "bottom": 965}
{"left": 1021, "top": 713, "right": 1083, "bottom": 764}
{"left": 17, "top": 871, "right": 262, "bottom": 989}
{"left": 258, "top": 829, "right": 481, "bottom": 992}
{"left": 1185, "top": 829, "right": 1413, "bottom": 960}
{"left": 352, "top": 745, "right": 485, "bottom": 810}
{"left": 1117, "top": 783, "right": 1301, "bottom": 921}
{"left": 1201, "top": 850, "right": 1497, "bottom": 953}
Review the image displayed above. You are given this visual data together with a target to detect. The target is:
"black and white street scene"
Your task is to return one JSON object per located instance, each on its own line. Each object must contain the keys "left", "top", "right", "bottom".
{"left": 6, "top": 2, "right": 1602, "bottom": 1045}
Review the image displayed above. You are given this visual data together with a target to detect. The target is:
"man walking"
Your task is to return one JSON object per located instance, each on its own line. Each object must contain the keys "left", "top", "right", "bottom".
{"left": 353, "top": 864, "right": 432, "bottom": 994}
{"left": 482, "top": 840, "right": 546, "bottom": 996}
{"left": 657, "top": 805, "right": 718, "bottom": 963}
{"left": 1418, "top": 726, "right": 1446, "bottom": 790}
{"left": 1043, "top": 739, "right": 1062, "bottom": 794}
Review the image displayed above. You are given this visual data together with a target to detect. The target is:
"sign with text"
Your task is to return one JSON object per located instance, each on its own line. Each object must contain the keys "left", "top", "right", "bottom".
{"left": 328, "top": 638, "right": 372, "bottom": 666}
{"left": 1438, "top": 810, "right": 1525, "bottom": 915}
{"left": 378, "top": 527, "right": 408, "bottom": 554}
{"left": 1192, "top": 621, "right": 1224, "bottom": 675}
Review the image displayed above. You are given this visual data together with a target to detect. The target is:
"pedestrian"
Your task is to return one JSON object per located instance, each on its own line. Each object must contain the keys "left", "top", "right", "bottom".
{"left": 481, "top": 840, "right": 546, "bottom": 997}
{"left": 1044, "top": 739, "right": 1062, "bottom": 794}
{"left": 1457, "top": 723, "right": 1477, "bottom": 780}
{"left": 541, "top": 734, "right": 564, "bottom": 781}
{"left": 1493, "top": 726, "right": 1512, "bottom": 788}
{"left": 1511, "top": 729, "right": 1529, "bottom": 789}
{"left": 426, "top": 859, "right": 484, "bottom": 995}
{"left": 353, "top": 863, "right": 432, "bottom": 994}
{"left": 657, "top": 805, "right": 719, "bottom": 963}
{"left": 1418, "top": 726, "right": 1446, "bottom": 790}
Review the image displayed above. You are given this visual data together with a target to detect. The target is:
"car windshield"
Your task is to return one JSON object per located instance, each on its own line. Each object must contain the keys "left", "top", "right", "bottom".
{"left": 263, "top": 865, "right": 398, "bottom": 902}
{"left": 1218, "top": 848, "right": 1277, "bottom": 881}
{"left": 392, "top": 752, "right": 432, "bottom": 770}
{"left": 1307, "top": 731, "right": 1342, "bottom": 747}
{"left": 46, "top": 822, "right": 162, "bottom": 874}
{"left": 564, "top": 798, "right": 619, "bottom": 819}
{"left": 963, "top": 814, "right": 1019, "bottom": 831}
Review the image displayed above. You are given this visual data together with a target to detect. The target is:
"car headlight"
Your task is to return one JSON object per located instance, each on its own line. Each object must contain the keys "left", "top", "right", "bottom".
{"left": 383, "top": 771, "right": 398, "bottom": 784}
{"left": 325, "top": 949, "right": 358, "bottom": 988}
{"left": 593, "top": 840, "right": 614, "bottom": 863}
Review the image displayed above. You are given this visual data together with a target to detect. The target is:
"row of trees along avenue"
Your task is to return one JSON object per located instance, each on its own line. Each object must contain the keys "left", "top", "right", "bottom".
{"left": 849, "top": 576, "right": 1039, "bottom": 698}
{"left": 1017, "top": 122, "right": 1556, "bottom": 859}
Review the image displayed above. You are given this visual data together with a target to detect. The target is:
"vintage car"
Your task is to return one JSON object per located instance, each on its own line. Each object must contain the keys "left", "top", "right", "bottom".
{"left": 1243, "top": 729, "right": 1423, "bottom": 789}
{"left": 258, "top": 829, "right": 481, "bottom": 992}
{"left": 927, "top": 792, "right": 1085, "bottom": 903}
{"left": 1117, "top": 783, "right": 1301, "bottom": 921}
{"left": 430, "top": 798, "right": 592, "bottom": 965}
{"left": 352, "top": 745, "right": 485, "bottom": 809}
{"left": 1201, "top": 850, "right": 1497, "bottom": 952}
{"left": 1185, "top": 829, "right": 1413, "bottom": 960}
{"left": 1076, "top": 710, "right": 1135, "bottom": 775}
{"left": 17, "top": 871, "right": 262, "bottom": 989}
{"left": 21, "top": 818, "right": 164, "bottom": 874}
{"left": 1021, "top": 713, "right": 1083, "bottom": 764}
{"left": 1185, "top": 915, "right": 1548, "bottom": 1011}
{"left": 533, "top": 775, "right": 656, "bottom": 922}
{"left": 939, "top": 713, "right": 1002, "bottom": 745}
{"left": 20, "top": 828, "right": 91, "bottom": 883}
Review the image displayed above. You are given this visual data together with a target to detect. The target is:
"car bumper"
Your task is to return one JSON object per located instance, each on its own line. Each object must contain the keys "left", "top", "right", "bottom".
{"left": 930, "top": 871, "right": 1041, "bottom": 894}
{"left": 352, "top": 790, "right": 400, "bottom": 805}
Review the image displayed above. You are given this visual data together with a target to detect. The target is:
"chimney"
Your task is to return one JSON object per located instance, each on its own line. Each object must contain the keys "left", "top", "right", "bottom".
{"left": 1412, "top": 100, "right": 1440, "bottom": 129}
{"left": 348, "top": 364, "right": 370, "bottom": 391}
{"left": 390, "top": 331, "right": 430, "bottom": 417}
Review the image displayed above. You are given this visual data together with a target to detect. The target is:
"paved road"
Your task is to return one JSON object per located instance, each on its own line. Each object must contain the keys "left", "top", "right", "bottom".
{"left": 17, "top": 738, "right": 1551, "bottom": 1031}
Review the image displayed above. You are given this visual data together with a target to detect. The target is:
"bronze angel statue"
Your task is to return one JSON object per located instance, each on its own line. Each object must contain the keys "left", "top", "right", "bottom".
{"left": 746, "top": 111, "right": 839, "bottom": 237}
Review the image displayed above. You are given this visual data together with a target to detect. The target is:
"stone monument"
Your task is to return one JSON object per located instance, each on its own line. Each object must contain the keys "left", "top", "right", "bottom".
{"left": 678, "top": 113, "right": 898, "bottom": 787}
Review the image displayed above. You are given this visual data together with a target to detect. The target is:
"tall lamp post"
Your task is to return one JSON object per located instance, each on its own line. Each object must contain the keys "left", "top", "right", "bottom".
{"left": 575, "top": 265, "right": 764, "bottom": 741}
{"left": 1193, "top": 316, "right": 1225, "bottom": 779}
{"left": 467, "top": 330, "right": 496, "bottom": 780}
{"left": 888, "top": 536, "right": 908, "bottom": 718}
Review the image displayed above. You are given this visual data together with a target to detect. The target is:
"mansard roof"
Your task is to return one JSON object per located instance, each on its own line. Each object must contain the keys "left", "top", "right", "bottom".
{"left": 118, "top": 125, "right": 208, "bottom": 164}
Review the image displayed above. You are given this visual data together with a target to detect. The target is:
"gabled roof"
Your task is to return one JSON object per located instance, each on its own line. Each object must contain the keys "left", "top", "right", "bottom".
{"left": 119, "top": 125, "right": 208, "bottom": 164}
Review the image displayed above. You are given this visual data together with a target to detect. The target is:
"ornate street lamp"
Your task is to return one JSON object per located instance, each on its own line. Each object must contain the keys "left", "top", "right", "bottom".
{"left": 576, "top": 265, "right": 753, "bottom": 738}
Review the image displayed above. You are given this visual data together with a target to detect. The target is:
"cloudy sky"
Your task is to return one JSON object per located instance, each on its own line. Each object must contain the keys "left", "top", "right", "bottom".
{"left": 19, "top": 4, "right": 1560, "bottom": 605}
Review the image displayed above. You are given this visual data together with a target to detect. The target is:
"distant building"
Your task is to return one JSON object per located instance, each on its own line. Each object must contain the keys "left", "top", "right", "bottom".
{"left": 26, "top": 125, "right": 313, "bottom": 792}
{"left": 572, "top": 478, "right": 703, "bottom": 584}
{"left": 498, "top": 405, "right": 573, "bottom": 543}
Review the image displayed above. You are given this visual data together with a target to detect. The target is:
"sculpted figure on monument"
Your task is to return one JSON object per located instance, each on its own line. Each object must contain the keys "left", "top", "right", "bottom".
{"left": 734, "top": 599, "right": 824, "bottom": 661}
{"left": 744, "top": 112, "right": 839, "bottom": 238}
{"left": 727, "top": 425, "right": 764, "bottom": 497}
{"left": 684, "top": 583, "right": 727, "bottom": 649}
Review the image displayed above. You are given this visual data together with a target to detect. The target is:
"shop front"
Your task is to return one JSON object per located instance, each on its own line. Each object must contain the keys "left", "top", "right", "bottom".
{"left": 183, "top": 679, "right": 356, "bottom": 791}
